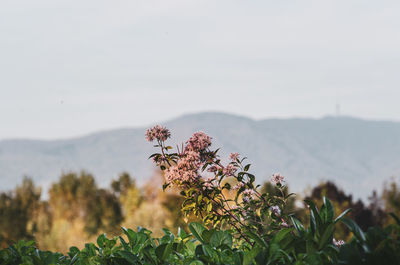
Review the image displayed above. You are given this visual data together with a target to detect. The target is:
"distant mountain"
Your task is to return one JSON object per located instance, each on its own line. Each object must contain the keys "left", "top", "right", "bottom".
{"left": 1, "top": 112, "right": 400, "bottom": 199}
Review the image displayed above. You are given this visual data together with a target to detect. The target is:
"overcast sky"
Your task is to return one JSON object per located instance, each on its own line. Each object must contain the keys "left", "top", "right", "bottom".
{"left": 1, "top": 0, "right": 399, "bottom": 140}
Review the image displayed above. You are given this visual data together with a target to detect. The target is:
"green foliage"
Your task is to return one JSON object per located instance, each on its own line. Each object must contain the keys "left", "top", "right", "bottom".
{"left": 2, "top": 199, "right": 399, "bottom": 265}
{"left": 305, "top": 181, "right": 387, "bottom": 239}
{"left": 338, "top": 216, "right": 400, "bottom": 264}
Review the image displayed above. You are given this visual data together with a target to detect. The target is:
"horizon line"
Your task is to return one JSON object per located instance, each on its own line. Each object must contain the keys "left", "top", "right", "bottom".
{"left": 1, "top": 111, "right": 398, "bottom": 142}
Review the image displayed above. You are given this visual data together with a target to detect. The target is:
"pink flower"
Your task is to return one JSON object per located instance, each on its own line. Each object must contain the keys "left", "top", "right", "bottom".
{"left": 270, "top": 205, "right": 281, "bottom": 216}
{"left": 270, "top": 173, "right": 285, "bottom": 185}
{"left": 333, "top": 238, "right": 345, "bottom": 247}
{"left": 145, "top": 125, "right": 171, "bottom": 142}
{"left": 281, "top": 220, "right": 290, "bottom": 228}
{"left": 164, "top": 151, "right": 202, "bottom": 184}
{"left": 185, "top": 132, "right": 212, "bottom": 152}
{"left": 233, "top": 182, "right": 245, "bottom": 190}
{"left": 223, "top": 164, "right": 237, "bottom": 176}
{"left": 229, "top": 152, "right": 240, "bottom": 161}
{"left": 202, "top": 177, "right": 218, "bottom": 190}
{"left": 165, "top": 166, "right": 199, "bottom": 184}
{"left": 242, "top": 196, "right": 251, "bottom": 203}
{"left": 242, "top": 189, "right": 256, "bottom": 202}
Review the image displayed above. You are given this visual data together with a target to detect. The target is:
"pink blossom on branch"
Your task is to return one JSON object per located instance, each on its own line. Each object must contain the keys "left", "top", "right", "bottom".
{"left": 229, "top": 152, "right": 240, "bottom": 161}
{"left": 223, "top": 164, "right": 238, "bottom": 176}
{"left": 270, "top": 173, "right": 285, "bottom": 185}
{"left": 242, "top": 189, "right": 256, "bottom": 201}
{"left": 165, "top": 166, "right": 199, "bottom": 184}
{"left": 185, "top": 132, "right": 212, "bottom": 152}
{"left": 233, "top": 182, "right": 245, "bottom": 190}
{"left": 203, "top": 177, "right": 218, "bottom": 190}
{"left": 145, "top": 125, "right": 171, "bottom": 142}
{"left": 164, "top": 151, "right": 201, "bottom": 184}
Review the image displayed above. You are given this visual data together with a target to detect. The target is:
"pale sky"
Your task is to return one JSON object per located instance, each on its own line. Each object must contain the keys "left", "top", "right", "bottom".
{"left": 1, "top": 0, "right": 399, "bottom": 140}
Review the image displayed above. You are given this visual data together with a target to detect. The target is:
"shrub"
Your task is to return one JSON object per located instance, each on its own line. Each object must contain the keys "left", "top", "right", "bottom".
{"left": 1, "top": 202, "right": 400, "bottom": 264}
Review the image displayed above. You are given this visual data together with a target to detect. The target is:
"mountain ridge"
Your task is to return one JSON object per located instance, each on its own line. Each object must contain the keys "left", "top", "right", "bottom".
{"left": 1, "top": 112, "right": 399, "bottom": 200}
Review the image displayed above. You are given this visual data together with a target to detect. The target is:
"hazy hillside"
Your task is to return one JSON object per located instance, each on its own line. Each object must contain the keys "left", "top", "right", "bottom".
{"left": 1, "top": 112, "right": 399, "bottom": 199}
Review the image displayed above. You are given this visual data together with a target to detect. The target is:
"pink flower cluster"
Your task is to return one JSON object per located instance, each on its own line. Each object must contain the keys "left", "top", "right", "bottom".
{"left": 270, "top": 173, "right": 285, "bottom": 185}
{"left": 270, "top": 205, "right": 281, "bottom": 216}
{"left": 233, "top": 182, "right": 245, "bottom": 190}
{"left": 229, "top": 152, "right": 240, "bottom": 161}
{"left": 185, "top": 132, "right": 212, "bottom": 152}
{"left": 203, "top": 177, "right": 218, "bottom": 190}
{"left": 165, "top": 151, "right": 201, "bottom": 184}
{"left": 161, "top": 131, "right": 214, "bottom": 186}
{"left": 223, "top": 164, "right": 238, "bottom": 176}
{"left": 242, "top": 189, "right": 256, "bottom": 202}
{"left": 333, "top": 238, "right": 345, "bottom": 247}
{"left": 145, "top": 125, "right": 171, "bottom": 142}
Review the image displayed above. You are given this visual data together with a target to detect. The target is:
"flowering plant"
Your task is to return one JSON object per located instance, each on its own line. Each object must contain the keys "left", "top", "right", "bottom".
{"left": 146, "top": 126, "right": 293, "bottom": 243}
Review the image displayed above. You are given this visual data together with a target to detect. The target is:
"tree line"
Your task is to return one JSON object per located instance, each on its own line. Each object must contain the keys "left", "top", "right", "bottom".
{"left": 0, "top": 171, "right": 399, "bottom": 253}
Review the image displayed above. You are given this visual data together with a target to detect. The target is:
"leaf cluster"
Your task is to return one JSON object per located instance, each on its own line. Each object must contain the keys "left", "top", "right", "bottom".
{"left": 2, "top": 198, "right": 400, "bottom": 265}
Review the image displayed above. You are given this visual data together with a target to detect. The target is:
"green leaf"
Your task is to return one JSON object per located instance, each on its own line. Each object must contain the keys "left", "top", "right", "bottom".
{"left": 245, "top": 231, "right": 267, "bottom": 248}
{"left": 120, "top": 250, "right": 139, "bottom": 263}
{"left": 96, "top": 234, "right": 106, "bottom": 248}
{"left": 290, "top": 216, "right": 305, "bottom": 237}
{"left": 210, "top": 230, "right": 233, "bottom": 248}
{"left": 155, "top": 243, "right": 173, "bottom": 261}
{"left": 318, "top": 223, "right": 334, "bottom": 249}
{"left": 188, "top": 223, "right": 206, "bottom": 244}
{"left": 271, "top": 228, "right": 293, "bottom": 244}
{"left": 341, "top": 218, "right": 366, "bottom": 242}
{"left": 118, "top": 237, "right": 130, "bottom": 252}
{"left": 247, "top": 174, "right": 255, "bottom": 183}
{"left": 334, "top": 208, "right": 352, "bottom": 223}
{"left": 122, "top": 227, "right": 137, "bottom": 246}
{"left": 243, "top": 245, "right": 262, "bottom": 265}
{"left": 390, "top": 212, "right": 400, "bottom": 225}
{"left": 201, "top": 229, "right": 214, "bottom": 244}
{"left": 202, "top": 245, "right": 219, "bottom": 261}
{"left": 304, "top": 200, "right": 322, "bottom": 235}
{"left": 233, "top": 251, "right": 244, "bottom": 265}
{"left": 285, "top": 193, "right": 296, "bottom": 199}
{"left": 189, "top": 261, "right": 205, "bottom": 265}
{"left": 320, "top": 197, "right": 334, "bottom": 223}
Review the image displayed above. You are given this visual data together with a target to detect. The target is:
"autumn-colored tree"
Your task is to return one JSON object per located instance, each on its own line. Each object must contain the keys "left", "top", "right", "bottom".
{"left": 112, "top": 172, "right": 141, "bottom": 222}
{"left": 0, "top": 177, "right": 41, "bottom": 247}
{"left": 381, "top": 180, "right": 400, "bottom": 225}
{"left": 41, "top": 171, "right": 123, "bottom": 251}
